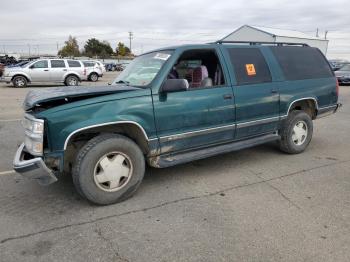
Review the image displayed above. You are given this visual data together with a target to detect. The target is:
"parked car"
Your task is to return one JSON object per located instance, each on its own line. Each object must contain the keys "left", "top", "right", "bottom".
{"left": 94, "top": 60, "right": 106, "bottom": 74}
{"left": 13, "top": 42, "right": 340, "bottom": 205}
{"left": 104, "top": 62, "right": 116, "bottom": 71}
{"left": 335, "top": 63, "right": 350, "bottom": 85}
{"left": 0, "top": 59, "right": 86, "bottom": 87}
{"left": 83, "top": 61, "right": 103, "bottom": 82}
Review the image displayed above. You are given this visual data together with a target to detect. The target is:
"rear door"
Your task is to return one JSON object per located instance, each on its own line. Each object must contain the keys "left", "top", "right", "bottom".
{"left": 222, "top": 47, "right": 280, "bottom": 139}
{"left": 49, "top": 60, "right": 67, "bottom": 81}
{"left": 28, "top": 60, "right": 49, "bottom": 82}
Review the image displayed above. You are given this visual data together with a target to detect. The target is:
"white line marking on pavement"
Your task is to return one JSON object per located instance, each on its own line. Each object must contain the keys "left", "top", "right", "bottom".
{"left": 0, "top": 119, "right": 21, "bottom": 122}
{"left": 0, "top": 170, "right": 15, "bottom": 176}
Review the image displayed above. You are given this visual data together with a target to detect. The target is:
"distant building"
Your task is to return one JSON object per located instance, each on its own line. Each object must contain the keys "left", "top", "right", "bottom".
{"left": 220, "top": 25, "right": 329, "bottom": 55}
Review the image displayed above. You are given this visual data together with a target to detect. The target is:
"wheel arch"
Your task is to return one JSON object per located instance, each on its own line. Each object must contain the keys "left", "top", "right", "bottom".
{"left": 64, "top": 73, "right": 81, "bottom": 82}
{"left": 64, "top": 121, "right": 151, "bottom": 154}
{"left": 11, "top": 74, "right": 30, "bottom": 82}
{"left": 286, "top": 97, "right": 319, "bottom": 119}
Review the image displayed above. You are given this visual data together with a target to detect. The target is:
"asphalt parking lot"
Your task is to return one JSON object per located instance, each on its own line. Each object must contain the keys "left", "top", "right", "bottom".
{"left": 0, "top": 73, "right": 349, "bottom": 262}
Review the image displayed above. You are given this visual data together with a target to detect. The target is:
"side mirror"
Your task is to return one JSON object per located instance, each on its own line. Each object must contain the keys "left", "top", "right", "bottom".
{"left": 160, "top": 79, "right": 189, "bottom": 93}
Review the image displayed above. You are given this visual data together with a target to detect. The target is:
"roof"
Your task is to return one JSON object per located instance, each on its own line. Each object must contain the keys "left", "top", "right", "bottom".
{"left": 224, "top": 25, "right": 327, "bottom": 41}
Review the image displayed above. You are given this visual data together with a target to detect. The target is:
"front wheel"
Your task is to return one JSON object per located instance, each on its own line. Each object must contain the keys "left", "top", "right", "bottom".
{"left": 12, "top": 76, "right": 27, "bottom": 88}
{"left": 72, "top": 134, "right": 145, "bottom": 205}
{"left": 278, "top": 110, "right": 313, "bottom": 154}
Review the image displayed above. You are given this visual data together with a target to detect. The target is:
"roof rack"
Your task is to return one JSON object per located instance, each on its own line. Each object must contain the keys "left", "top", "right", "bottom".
{"left": 215, "top": 40, "right": 309, "bottom": 47}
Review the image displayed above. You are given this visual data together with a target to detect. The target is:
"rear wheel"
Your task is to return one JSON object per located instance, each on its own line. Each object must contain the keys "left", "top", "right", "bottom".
{"left": 72, "top": 134, "right": 145, "bottom": 205}
{"left": 65, "top": 75, "right": 79, "bottom": 86}
{"left": 279, "top": 110, "right": 313, "bottom": 154}
{"left": 12, "top": 76, "right": 27, "bottom": 88}
{"left": 89, "top": 73, "right": 98, "bottom": 82}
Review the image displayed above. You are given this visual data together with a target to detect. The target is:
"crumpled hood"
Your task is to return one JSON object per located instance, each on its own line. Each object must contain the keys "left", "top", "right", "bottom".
{"left": 23, "top": 85, "right": 140, "bottom": 111}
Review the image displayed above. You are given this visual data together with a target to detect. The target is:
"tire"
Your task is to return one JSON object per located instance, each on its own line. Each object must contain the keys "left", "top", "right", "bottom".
{"left": 278, "top": 110, "right": 313, "bottom": 154}
{"left": 12, "top": 76, "right": 27, "bottom": 88}
{"left": 72, "top": 134, "right": 145, "bottom": 205}
{"left": 89, "top": 73, "right": 98, "bottom": 82}
{"left": 65, "top": 75, "right": 79, "bottom": 86}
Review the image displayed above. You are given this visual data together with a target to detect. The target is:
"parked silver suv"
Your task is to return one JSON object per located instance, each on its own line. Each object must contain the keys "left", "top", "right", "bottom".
{"left": 1, "top": 59, "right": 87, "bottom": 87}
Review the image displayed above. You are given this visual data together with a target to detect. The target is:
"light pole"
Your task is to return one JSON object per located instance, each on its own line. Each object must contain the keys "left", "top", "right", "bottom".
{"left": 128, "top": 31, "right": 133, "bottom": 54}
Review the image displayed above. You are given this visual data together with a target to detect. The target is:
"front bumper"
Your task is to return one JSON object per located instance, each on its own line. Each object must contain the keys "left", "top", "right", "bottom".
{"left": 13, "top": 143, "right": 58, "bottom": 185}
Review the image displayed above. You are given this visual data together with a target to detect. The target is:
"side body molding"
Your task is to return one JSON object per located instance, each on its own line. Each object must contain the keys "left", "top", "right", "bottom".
{"left": 63, "top": 120, "right": 157, "bottom": 150}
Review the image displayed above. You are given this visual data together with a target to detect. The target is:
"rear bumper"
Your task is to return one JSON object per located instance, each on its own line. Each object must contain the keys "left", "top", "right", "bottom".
{"left": 316, "top": 103, "right": 342, "bottom": 119}
{"left": 13, "top": 143, "right": 57, "bottom": 185}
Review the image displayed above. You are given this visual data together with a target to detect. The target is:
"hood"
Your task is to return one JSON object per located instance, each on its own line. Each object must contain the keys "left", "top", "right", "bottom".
{"left": 23, "top": 85, "right": 140, "bottom": 111}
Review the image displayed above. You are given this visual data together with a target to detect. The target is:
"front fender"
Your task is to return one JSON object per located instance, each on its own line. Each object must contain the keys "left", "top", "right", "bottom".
{"left": 37, "top": 90, "right": 157, "bottom": 152}
{"left": 10, "top": 72, "right": 31, "bottom": 82}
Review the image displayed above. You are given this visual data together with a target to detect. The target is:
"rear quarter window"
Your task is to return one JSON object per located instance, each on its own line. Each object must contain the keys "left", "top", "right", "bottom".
{"left": 68, "top": 60, "right": 81, "bottom": 67}
{"left": 270, "top": 46, "right": 333, "bottom": 80}
{"left": 227, "top": 48, "right": 272, "bottom": 85}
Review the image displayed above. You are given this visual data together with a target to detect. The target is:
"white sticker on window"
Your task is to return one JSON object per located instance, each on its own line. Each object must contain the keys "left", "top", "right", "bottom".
{"left": 154, "top": 53, "right": 170, "bottom": 60}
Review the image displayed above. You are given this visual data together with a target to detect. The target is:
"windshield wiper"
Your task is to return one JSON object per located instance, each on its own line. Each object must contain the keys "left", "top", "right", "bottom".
{"left": 115, "top": 80, "right": 130, "bottom": 85}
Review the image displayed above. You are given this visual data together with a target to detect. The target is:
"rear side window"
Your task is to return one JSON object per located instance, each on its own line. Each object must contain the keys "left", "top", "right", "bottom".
{"left": 227, "top": 48, "right": 272, "bottom": 85}
{"left": 83, "top": 62, "right": 95, "bottom": 67}
{"left": 270, "top": 46, "right": 333, "bottom": 80}
{"left": 68, "top": 60, "right": 81, "bottom": 67}
{"left": 51, "top": 60, "right": 66, "bottom": 68}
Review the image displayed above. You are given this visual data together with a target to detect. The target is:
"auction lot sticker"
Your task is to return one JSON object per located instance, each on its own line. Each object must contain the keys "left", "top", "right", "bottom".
{"left": 246, "top": 64, "right": 256, "bottom": 76}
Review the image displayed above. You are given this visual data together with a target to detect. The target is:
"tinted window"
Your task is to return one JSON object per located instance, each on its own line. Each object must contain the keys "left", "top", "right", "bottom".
{"left": 270, "top": 46, "right": 333, "bottom": 80}
{"left": 51, "top": 60, "right": 66, "bottom": 68}
{"left": 31, "top": 60, "right": 48, "bottom": 69}
{"left": 83, "top": 62, "right": 95, "bottom": 67}
{"left": 228, "top": 48, "right": 271, "bottom": 85}
{"left": 68, "top": 60, "right": 81, "bottom": 67}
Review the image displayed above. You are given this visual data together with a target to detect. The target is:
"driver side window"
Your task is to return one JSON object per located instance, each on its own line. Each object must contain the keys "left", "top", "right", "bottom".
{"left": 31, "top": 60, "right": 48, "bottom": 69}
{"left": 168, "top": 49, "right": 225, "bottom": 89}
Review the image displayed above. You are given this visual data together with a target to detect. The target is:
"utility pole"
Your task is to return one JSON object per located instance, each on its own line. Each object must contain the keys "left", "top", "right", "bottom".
{"left": 28, "top": 44, "right": 31, "bottom": 57}
{"left": 128, "top": 31, "right": 133, "bottom": 53}
{"left": 324, "top": 30, "right": 328, "bottom": 40}
{"left": 316, "top": 28, "right": 319, "bottom": 38}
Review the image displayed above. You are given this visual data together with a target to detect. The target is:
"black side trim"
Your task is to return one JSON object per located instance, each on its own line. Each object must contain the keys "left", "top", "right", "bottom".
{"left": 148, "top": 133, "right": 280, "bottom": 168}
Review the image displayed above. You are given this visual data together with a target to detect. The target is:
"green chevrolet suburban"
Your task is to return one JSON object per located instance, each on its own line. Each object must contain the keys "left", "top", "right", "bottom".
{"left": 13, "top": 42, "right": 341, "bottom": 205}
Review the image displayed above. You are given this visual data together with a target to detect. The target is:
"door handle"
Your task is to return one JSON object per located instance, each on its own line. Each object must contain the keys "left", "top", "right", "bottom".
{"left": 223, "top": 94, "right": 233, "bottom": 100}
{"left": 44, "top": 69, "right": 49, "bottom": 71}
{"left": 63, "top": 69, "right": 67, "bottom": 71}
{"left": 271, "top": 89, "right": 278, "bottom": 94}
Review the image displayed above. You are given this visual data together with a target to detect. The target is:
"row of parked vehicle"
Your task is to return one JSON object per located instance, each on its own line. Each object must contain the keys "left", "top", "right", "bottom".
{"left": 0, "top": 58, "right": 107, "bottom": 87}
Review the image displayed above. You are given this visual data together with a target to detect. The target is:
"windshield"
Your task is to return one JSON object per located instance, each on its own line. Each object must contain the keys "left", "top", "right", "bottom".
{"left": 113, "top": 50, "right": 173, "bottom": 87}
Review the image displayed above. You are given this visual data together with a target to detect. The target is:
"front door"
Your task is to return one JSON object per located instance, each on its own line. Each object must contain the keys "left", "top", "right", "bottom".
{"left": 153, "top": 48, "right": 236, "bottom": 154}
{"left": 28, "top": 60, "right": 49, "bottom": 82}
{"left": 223, "top": 47, "right": 280, "bottom": 139}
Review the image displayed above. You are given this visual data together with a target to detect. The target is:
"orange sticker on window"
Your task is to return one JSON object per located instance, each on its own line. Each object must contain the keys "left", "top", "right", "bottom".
{"left": 246, "top": 64, "right": 256, "bottom": 76}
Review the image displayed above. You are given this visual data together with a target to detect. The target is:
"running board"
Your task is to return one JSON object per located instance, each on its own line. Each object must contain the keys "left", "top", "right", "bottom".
{"left": 148, "top": 133, "right": 280, "bottom": 168}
